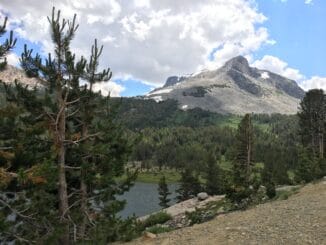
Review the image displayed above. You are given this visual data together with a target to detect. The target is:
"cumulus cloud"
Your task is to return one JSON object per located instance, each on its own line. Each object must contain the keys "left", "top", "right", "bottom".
{"left": 0, "top": 0, "right": 273, "bottom": 86}
{"left": 92, "top": 81, "right": 125, "bottom": 97}
{"left": 253, "top": 55, "right": 326, "bottom": 92}
{"left": 304, "top": 0, "right": 313, "bottom": 4}
{"left": 6, "top": 52, "right": 20, "bottom": 67}
{"left": 252, "top": 55, "right": 304, "bottom": 81}
{"left": 300, "top": 77, "right": 326, "bottom": 91}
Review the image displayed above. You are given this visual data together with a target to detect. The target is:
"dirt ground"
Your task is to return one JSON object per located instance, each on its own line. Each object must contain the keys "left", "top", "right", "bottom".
{"left": 123, "top": 180, "right": 326, "bottom": 245}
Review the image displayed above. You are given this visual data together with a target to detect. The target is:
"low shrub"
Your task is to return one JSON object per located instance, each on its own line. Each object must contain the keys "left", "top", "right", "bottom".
{"left": 186, "top": 208, "right": 215, "bottom": 225}
{"left": 146, "top": 225, "right": 173, "bottom": 234}
{"left": 141, "top": 212, "right": 172, "bottom": 229}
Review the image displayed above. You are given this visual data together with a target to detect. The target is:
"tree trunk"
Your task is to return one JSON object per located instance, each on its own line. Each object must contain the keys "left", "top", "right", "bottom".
{"left": 58, "top": 98, "right": 70, "bottom": 244}
{"left": 79, "top": 124, "right": 88, "bottom": 239}
{"left": 79, "top": 176, "right": 87, "bottom": 238}
{"left": 320, "top": 133, "right": 324, "bottom": 159}
{"left": 246, "top": 122, "right": 252, "bottom": 184}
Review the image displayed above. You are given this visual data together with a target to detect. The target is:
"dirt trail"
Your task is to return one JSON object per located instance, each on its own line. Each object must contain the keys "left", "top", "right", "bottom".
{"left": 124, "top": 181, "right": 326, "bottom": 245}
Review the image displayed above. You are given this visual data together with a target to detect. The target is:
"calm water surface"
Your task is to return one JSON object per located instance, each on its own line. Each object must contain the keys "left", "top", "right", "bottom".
{"left": 117, "top": 182, "right": 179, "bottom": 218}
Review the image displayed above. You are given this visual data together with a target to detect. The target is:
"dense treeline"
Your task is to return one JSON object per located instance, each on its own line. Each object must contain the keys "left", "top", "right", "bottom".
{"left": 126, "top": 113, "right": 299, "bottom": 182}
{"left": 111, "top": 97, "right": 233, "bottom": 129}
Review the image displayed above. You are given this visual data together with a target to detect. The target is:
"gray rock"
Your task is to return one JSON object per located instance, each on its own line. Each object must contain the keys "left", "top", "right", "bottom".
{"left": 164, "top": 76, "right": 186, "bottom": 87}
{"left": 197, "top": 192, "right": 209, "bottom": 201}
{"left": 146, "top": 56, "right": 305, "bottom": 115}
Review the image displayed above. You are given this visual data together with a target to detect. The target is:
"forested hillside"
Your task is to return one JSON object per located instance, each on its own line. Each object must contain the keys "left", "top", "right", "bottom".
{"left": 110, "top": 98, "right": 300, "bottom": 185}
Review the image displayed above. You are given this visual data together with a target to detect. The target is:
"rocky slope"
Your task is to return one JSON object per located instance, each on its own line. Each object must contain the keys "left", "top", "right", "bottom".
{"left": 146, "top": 56, "right": 305, "bottom": 115}
{"left": 0, "top": 64, "right": 43, "bottom": 86}
{"left": 124, "top": 180, "right": 326, "bottom": 245}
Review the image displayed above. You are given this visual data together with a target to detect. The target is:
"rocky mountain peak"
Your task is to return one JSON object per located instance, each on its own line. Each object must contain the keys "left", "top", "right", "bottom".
{"left": 223, "top": 55, "right": 251, "bottom": 74}
{"left": 146, "top": 55, "right": 305, "bottom": 115}
{"left": 163, "top": 76, "right": 186, "bottom": 87}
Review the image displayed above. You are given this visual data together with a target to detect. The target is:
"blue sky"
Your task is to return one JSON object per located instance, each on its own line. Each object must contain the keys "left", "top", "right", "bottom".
{"left": 255, "top": 0, "right": 326, "bottom": 77}
{"left": 0, "top": 0, "right": 325, "bottom": 96}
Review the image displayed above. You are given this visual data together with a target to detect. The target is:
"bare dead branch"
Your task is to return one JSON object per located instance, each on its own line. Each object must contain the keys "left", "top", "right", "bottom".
{"left": 65, "top": 165, "right": 81, "bottom": 170}
{"left": 64, "top": 133, "right": 100, "bottom": 145}
{"left": 0, "top": 147, "right": 13, "bottom": 150}
{"left": 84, "top": 210, "right": 96, "bottom": 226}
{"left": 66, "top": 98, "right": 80, "bottom": 105}
{"left": 0, "top": 198, "right": 35, "bottom": 220}
{"left": 67, "top": 109, "right": 79, "bottom": 118}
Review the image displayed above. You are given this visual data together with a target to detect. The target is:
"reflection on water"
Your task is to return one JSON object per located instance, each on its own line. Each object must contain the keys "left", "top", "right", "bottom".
{"left": 117, "top": 182, "right": 179, "bottom": 218}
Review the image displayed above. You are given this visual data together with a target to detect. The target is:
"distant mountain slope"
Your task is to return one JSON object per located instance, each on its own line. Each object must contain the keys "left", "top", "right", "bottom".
{"left": 0, "top": 64, "right": 43, "bottom": 86}
{"left": 146, "top": 56, "right": 305, "bottom": 115}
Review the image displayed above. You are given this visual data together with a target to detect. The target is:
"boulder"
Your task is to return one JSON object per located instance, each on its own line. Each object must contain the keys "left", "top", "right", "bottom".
{"left": 197, "top": 192, "right": 209, "bottom": 201}
{"left": 143, "top": 231, "right": 157, "bottom": 239}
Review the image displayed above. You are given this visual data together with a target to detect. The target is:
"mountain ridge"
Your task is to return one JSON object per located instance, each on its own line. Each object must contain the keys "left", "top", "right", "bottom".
{"left": 146, "top": 56, "right": 305, "bottom": 115}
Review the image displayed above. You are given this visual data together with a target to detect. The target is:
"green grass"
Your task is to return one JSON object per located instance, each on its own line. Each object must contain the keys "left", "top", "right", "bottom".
{"left": 254, "top": 123, "right": 270, "bottom": 132}
{"left": 136, "top": 171, "right": 207, "bottom": 184}
{"left": 287, "top": 170, "right": 296, "bottom": 183}
{"left": 116, "top": 169, "right": 181, "bottom": 184}
{"left": 218, "top": 158, "right": 232, "bottom": 171}
{"left": 136, "top": 170, "right": 181, "bottom": 183}
{"left": 218, "top": 116, "right": 241, "bottom": 129}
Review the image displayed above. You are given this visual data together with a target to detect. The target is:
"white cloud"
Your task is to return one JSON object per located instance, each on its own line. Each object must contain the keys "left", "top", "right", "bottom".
{"left": 6, "top": 52, "right": 20, "bottom": 67}
{"left": 134, "top": 0, "right": 151, "bottom": 8}
{"left": 253, "top": 55, "right": 326, "bottom": 92}
{"left": 0, "top": 0, "right": 273, "bottom": 87}
{"left": 252, "top": 55, "right": 304, "bottom": 81}
{"left": 300, "top": 76, "right": 326, "bottom": 91}
{"left": 92, "top": 81, "right": 125, "bottom": 97}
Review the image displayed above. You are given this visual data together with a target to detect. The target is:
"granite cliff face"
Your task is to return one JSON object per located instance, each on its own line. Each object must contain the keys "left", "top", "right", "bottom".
{"left": 146, "top": 56, "right": 305, "bottom": 115}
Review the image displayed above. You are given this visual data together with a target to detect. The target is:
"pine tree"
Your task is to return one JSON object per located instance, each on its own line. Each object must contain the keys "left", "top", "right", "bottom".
{"left": 0, "top": 16, "right": 16, "bottom": 70}
{"left": 297, "top": 89, "right": 326, "bottom": 180}
{"left": 298, "top": 89, "right": 325, "bottom": 158}
{"left": 0, "top": 9, "right": 136, "bottom": 243}
{"left": 295, "top": 146, "right": 317, "bottom": 183}
{"left": 158, "top": 176, "right": 171, "bottom": 208}
{"left": 228, "top": 113, "right": 254, "bottom": 203}
{"left": 18, "top": 9, "right": 85, "bottom": 243}
{"left": 0, "top": 15, "right": 18, "bottom": 240}
{"left": 261, "top": 162, "right": 276, "bottom": 199}
{"left": 233, "top": 113, "right": 254, "bottom": 187}
{"left": 177, "top": 168, "right": 201, "bottom": 202}
{"left": 205, "top": 152, "right": 223, "bottom": 195}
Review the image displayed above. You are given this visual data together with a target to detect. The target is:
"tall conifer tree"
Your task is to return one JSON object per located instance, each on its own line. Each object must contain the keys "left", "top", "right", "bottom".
{"left": 158, "top": 176, "right": 171, "bottom": 208}
{"left": 233, "top": 113, "right": 254, "bottom": 188}
{"left": 298, "top": 89, "right": 325, "bottom": 158}
{"left": 0, "top": 9, "right": 136, "bottom": 243}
